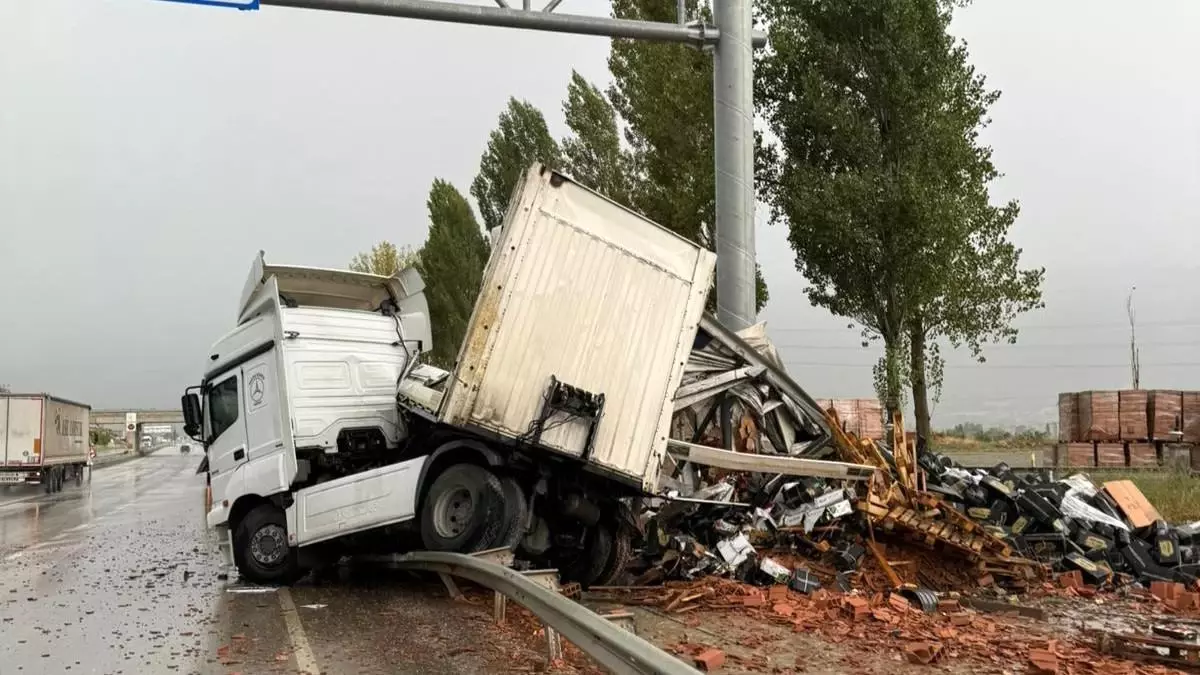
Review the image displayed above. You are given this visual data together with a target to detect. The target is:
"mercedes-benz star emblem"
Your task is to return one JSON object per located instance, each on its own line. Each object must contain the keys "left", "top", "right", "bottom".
{"left": 248, "top": 373, "right": 266, "bottom": 405}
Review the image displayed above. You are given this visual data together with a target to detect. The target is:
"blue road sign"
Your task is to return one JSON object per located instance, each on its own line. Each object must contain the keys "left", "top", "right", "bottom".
{"left": 155, "top": 0, "right": 259, "bottom": 10}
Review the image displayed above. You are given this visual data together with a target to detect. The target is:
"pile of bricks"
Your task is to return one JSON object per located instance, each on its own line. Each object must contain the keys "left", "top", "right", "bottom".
{"left": 1056, "top": 388, "right": 1200, "bottom": 468}
{"left": 1149, "top": 580, "right": 1200, "bottom": 612}
{"left": 813, "top": 398, "right": 885, "bottom": 440}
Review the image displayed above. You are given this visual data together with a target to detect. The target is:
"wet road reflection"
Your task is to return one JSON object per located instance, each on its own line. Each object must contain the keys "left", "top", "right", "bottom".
{"left": 0, "top": 451, "right": 229, "bottom": 674}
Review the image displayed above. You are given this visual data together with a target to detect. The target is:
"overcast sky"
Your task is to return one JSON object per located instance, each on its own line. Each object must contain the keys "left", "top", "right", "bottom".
{"left": 2, "top": 0, "right": 1198, "bottom": 427}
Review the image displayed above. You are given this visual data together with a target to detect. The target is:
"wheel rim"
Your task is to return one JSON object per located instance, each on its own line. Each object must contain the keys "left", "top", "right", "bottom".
{"left": 432, "top": 486, "right": 474, "bottom": 539}
{"left": 249, "top": 524, "right": 287, "bottom": 567}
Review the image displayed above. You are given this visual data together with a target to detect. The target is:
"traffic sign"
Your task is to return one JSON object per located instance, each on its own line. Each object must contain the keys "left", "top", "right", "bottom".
{"left": 156, "top": 0, "right": 259, "bottom": 10}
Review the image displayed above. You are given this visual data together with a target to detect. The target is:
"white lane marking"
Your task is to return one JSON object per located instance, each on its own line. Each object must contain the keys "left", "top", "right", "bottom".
{"left": 226, "top": 587, "right": 278, "bottom": 594}
{"left": 27, "top": 540, "right": 79, "bottom": 551}
{"left": 278, "top": 587, "right": 321, "bottom": 675}
{"left": 2, "top": 541, "right": 81, "bottom": 562}
{"left": 68, "top": 523, "right": 91, "bottom": 532}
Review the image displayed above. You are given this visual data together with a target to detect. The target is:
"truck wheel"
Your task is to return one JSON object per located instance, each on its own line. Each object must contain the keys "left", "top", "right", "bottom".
{"left": 233, "top": 504, "right": 300, "bottom": 585}
{"left": 43, "top": 472, "right": 52, "bottom": 494}
{"left": 563, "top": 525, "right": 612, "bottom": 588}
{"left": 495, "top": 477, "right": 530, "bottom": 550}
{"left": 594, "top": 526, "right": 633, "bottom": 587}
{"left": 419, "top": 464, "right": 505, "bottom": 553}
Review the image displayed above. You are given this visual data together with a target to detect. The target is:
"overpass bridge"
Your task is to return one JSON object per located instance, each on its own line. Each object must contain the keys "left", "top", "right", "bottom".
{"left": 92, "top": 408, "right": 184, "bottom": 453}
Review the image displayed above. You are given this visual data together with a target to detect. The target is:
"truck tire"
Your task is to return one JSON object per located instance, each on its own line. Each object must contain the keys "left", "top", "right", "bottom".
{"left": 495, "top": 477, "right": 530, "bottom": 551}
{"left": 594, "top": 526, "right": 633, "bottom": 587}
{"left": 563, "top": 525, "right": 612, "bottom": 588}
{"left": 419, "top": 464, "right": 505, "bottom": 553}
{"left": 233, "top": 504, "right": 300, "bottom": 585}
{"left": 43, "top": 472, "right": 52, "bottom": 494}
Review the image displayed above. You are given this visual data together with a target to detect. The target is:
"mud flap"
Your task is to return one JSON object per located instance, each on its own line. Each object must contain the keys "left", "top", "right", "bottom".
{"left": 215, "top": 525, "right": 237, "bottom": 575}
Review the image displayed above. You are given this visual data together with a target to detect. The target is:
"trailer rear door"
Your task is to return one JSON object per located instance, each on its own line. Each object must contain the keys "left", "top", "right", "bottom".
{"left": 1, "top": 396, "right": 44, "bottom": 466}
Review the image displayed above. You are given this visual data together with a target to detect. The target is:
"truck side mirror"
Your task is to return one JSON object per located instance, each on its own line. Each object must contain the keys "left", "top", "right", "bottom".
{"left": 181, "top": 393, "right": 203, "bottom": 440}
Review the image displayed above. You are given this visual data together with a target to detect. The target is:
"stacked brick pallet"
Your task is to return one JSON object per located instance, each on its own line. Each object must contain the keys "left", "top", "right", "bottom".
{"left": 814, "top": 398, "right": 885, "bottom": 440}
{"left": 1055, "top": 389, "right": 1200, "bottom": 469}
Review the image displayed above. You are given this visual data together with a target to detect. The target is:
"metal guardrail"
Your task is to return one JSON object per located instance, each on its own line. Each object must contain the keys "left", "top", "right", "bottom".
{"left": 382, "top": 550, "right": 701, "bottom": 675}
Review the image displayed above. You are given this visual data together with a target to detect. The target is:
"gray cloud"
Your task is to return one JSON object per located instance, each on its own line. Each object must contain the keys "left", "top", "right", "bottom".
{"left": 3, "top": 0, "right": 1197, "bottom": 428}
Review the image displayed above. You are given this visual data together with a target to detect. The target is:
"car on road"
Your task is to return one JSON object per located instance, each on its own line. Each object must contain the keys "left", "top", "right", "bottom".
{"left": 180, "top": 444, "right": 190, "bottom": 454}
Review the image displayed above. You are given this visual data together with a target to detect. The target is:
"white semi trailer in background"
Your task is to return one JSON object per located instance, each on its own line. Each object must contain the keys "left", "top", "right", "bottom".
{"left": 183, "top": 165, "right": 717, "bottom": 585}
{"left": 0, "top": 393, "right": 91, "bottom": 492}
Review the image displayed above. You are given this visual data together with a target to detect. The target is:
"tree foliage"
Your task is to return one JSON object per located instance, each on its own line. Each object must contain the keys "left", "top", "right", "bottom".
{"left": 416, "top": 179, "right": 490, "bottom": 368}
{"left": 757, "top": 0, "right": 1042, "bottom": 429}
{"left": 561, "top": 71, "right": 631, "bottom": 206}
{"left": 608, "top": 0, "right": 768, "bottom": 311}
{"left": 349, "top": 241, "right": 419, "bottom": 277}
{"left": 471, "top": 98, "right": 562, "bottom": 231}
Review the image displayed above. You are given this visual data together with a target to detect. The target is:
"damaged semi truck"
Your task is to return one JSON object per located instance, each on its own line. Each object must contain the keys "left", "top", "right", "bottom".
{"left": 184, "top": 164, "right": 837, "bottom": 586}
{"left": 184, "top": 165, "right": 722, "bottom": 585}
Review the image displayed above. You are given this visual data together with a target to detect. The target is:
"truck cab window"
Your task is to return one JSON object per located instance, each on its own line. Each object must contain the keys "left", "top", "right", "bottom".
{"left": 206, "top": 377, "right": 240, "bottom": 441}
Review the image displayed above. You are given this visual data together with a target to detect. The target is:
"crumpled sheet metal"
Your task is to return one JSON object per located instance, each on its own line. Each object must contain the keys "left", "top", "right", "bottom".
{"left": 672, "top": 319, "right": 828, "bottom": 459}
{"left": 674, "top": 365, "right": 765, "bottom": 411}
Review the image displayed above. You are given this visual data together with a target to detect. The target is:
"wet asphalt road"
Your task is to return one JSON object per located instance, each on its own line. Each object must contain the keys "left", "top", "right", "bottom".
{"left": 0, "top": 450, "right": 567, "bottom": 675}
{"left": 0, "top": 449, "right": 228, "bottom": 675}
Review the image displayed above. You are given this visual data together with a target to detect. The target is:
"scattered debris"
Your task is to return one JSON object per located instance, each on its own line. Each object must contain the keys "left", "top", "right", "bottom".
{"left": 610, "top": 323, "right": 1200, "bottom": 671}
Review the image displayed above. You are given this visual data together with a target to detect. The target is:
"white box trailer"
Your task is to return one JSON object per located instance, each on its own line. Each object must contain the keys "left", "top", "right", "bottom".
{"left": 188, "top": 164, "right": 717, "bottom": 587}
{"left": 436, "top": 165, "right": 716, "bottom": 491}
{"left": 0, "top": 393, "right": 91, "bottom": 491}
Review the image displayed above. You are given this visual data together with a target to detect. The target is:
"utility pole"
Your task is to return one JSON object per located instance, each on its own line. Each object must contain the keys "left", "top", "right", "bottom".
{"left": 169, "top": 0, "right": 765, "bottom": 332}
{"left": 1127, "top": 284, "right": 1140, "bottom": 389}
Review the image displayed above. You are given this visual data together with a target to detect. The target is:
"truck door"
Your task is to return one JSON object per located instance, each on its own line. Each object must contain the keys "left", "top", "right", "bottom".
{"left": 205, "top": 372, "right": 247, "bottom": 481}
{"left": 240, "top": 348, "right": 294, "bottom": 489}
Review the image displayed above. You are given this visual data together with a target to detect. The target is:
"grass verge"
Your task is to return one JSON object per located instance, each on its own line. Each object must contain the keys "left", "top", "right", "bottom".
{"left": 1070, "top": 468, "right": 1200, "bottom": 523}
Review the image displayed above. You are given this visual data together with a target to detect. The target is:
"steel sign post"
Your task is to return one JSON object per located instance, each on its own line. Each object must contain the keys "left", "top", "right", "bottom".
{"left": 155, "top": 0, "right": 764, "bottom": 330}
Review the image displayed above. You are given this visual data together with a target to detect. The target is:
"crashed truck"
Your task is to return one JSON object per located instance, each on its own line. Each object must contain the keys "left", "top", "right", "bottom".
{"left": 183, "top": 164, "right": 851, "bottom": 586}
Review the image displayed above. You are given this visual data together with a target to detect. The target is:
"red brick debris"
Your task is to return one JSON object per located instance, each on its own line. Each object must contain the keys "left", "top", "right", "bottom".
{"left": 591, "top": 577, "right": 1200, "bottom": 675}
{"left": 693, "top": 647, "right": 727, "bottom": 672}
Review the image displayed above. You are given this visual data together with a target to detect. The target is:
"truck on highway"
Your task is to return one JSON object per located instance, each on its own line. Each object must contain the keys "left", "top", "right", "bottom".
{"left": 0, "top": 393, "right": 91, "bottom": 492}
{"left": 182, "top": 164, "right": 717, "bottom": 585}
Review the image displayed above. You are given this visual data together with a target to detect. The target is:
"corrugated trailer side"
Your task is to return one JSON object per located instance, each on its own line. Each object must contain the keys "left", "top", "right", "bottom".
{"left": 41, "top": 396, "right": 91, "bottom": 465}
{"left": 441, "top": 165, "right": 715, "bottom": 491}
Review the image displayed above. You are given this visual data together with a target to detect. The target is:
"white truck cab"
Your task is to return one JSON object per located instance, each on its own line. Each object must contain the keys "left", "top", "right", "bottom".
{"left": 185, "top": 253, "right": 432, "bottom": 581}
{"left": 184, "top": 165, "right": 717, "bottom": 586}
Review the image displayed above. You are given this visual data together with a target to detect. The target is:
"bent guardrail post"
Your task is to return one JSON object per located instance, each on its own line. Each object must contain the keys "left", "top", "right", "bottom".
{"left": 386, "top": 551, "right": 701, "bottom": 675}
